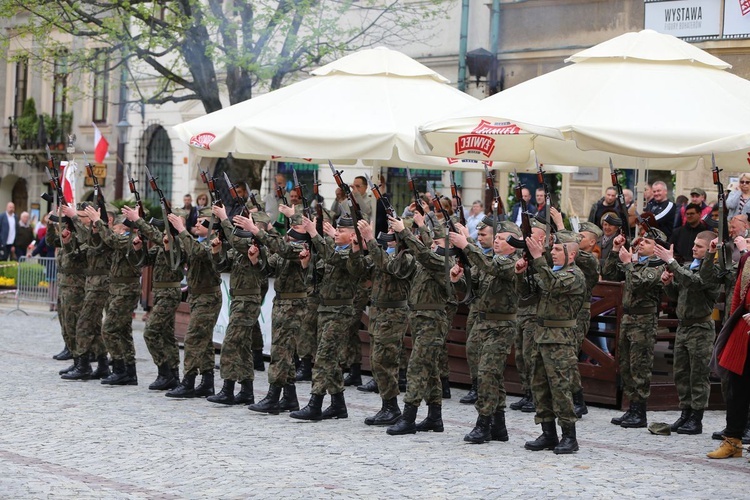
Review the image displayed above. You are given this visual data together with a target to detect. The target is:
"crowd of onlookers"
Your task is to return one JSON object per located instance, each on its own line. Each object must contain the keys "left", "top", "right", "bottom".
{"left": 0, "top": 201, "right": 54, "bottom": 262}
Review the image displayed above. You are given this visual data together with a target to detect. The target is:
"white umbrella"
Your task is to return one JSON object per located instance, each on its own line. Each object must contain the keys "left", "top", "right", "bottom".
{"left": 417, "top": 30, "right": 750, "bottom": 172}
{"left": 174, "top": 47, "right": 512, "bottom": 171}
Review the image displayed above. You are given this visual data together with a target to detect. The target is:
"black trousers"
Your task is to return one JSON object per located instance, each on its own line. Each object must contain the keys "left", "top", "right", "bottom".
{"left": 725, "top": 346, "right": 750, "bottom": 438}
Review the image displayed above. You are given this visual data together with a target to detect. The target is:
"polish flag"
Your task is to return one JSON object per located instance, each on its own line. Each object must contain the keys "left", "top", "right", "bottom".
{"left": 59, "top": 161, "right": 76, "bottom": 206}
{"left": 92, "top": 122, "right": 110, "bottom": 164}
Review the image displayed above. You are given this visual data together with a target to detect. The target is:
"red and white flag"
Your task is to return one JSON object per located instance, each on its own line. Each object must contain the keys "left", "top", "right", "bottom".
{"left": 92, "top": 122, "right": 110, "bottom": 164}
{"left": 59, "top": 161, "right": 76, "bottom": 206}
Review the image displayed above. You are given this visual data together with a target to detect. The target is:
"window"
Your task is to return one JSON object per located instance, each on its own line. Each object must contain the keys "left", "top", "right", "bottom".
{"left": 145, "top": 127, "right": 173, "bottom": 207}
{"left": 92, "top": 52, "right": 109, "bottom": 123}
{"left": 53, "top": 52, "right": 69, "bottom": 118}
{"left": 14, "top": 58, "right": 28, "bottom": 118}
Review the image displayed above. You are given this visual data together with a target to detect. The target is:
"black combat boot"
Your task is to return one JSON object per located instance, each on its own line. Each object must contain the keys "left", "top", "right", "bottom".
{"left": 166, "top": 374, "right": 197, "bottom": 398}
{"left": 441, "top": 377, "right": 451, "bottom": 399}
{"left": 61, "top": 356, "right": 92, "bottom": 380}
{"left": 295, "top": 357, "right": 312, "bottom": 382}
{"left": 149, "top": 363, "right": 178, "bottom": 390}
{"left": 290, "top": 393, "right": 324, "bottom": 420}
{"left": 125, "top": 363, "right": 138, "bottom": 385}
{"left": 235, "top": 380, "right": 254, "bottom": 405}
{"left": 279, "top": 384, "right": 300, "bottom": 412}
{"left": 491, "top": 410, "right": 509, "bottom": 442}
{"left": 386, "top": 403, "right": 418, "bottom": 435}
{"left": 415, "top": 404, "right": 444, "bottom": 432}
{"left": 620, "top": 402, "right": 647, "bottom": 428}
{"left": 207, "top": 380, "right": 236, "bottom": 405}
{"left": 712, "top": 428, "right": 726, "bottom": 440}
{"left": 194, "top": 371, "right": 215, "bottom": 397}
{"left": 670, "top": 408, "right": 692, "bottom": 432}
{"left": 460, "top": 379, "right": 478, "bottom": 404}
{"left": 520, "top": 395, "right": 536, "bottom": 413}
{"left": 248, "top": 385, "right": 282, "bottom": 414}
{"left": 89, "top": 356, "right": 111, "bottom": 380}
{"left": 59, "top": 362, "right": 76, "bottom": 375}
{"left": 357, "top": 378, "right": 379, "bottom": 393}
{"left": 398, "top": 369, "right": 407, "bottom": 392}
{"left": 253, "top": 350, "right": 265, "bottom": 371}
{"left": 677, "top": 409, "right": 703, "bottom": 435}
{"left": 464, "top": 415, "right": 492, "bottom": 443}
{"left": 53, "top": 346, "right": 72, "bottom": 360}
{"left": 573, "top": 389, "right": 588, "bottom": 418}
{"left": 525, "top": 421, "right": 559, "bottom": 451}
{"left": 321, "top": 391, "right": 348, "bottom": 419}
{"left": 343, "top": 364, "right": 362, "bottom": 387}
{"left": 554, "top": 423, "right": 579, "bottom": 454}
{"left": 611, "top": 403, "right": 634, "bottom": 425}
{"left": 510, "top": 391, "right": 530, "bottom": 411}
{"left": 101, "top": 360, "right": 126, "bottom": 385}
{"left": 365, "top": 397, "right": 402, "bottom": 426}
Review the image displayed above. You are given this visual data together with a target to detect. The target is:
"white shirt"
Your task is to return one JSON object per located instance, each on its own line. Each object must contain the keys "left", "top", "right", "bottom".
{"left": 6, "top": 212, "right": 16, "bottom": 244}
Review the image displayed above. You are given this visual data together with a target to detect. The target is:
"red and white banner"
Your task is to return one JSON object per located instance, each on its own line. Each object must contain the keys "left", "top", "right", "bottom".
{"left": 92, "top": 122, "right": 110, "bottom": 164}
{"left": 59, "top": 161, "right": 76, "bottom": 206}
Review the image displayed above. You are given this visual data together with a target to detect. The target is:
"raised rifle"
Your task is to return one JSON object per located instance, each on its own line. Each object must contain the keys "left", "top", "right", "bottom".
{"left": 634, "top": 210, "right": 669, "bottom": 249}
{"left": 536, "top": 157, "right": 551, "bottom": 247}
{"left": 274, "top": 178, "right": 290, "bottom": 231}
{"left": 483, "top": 162, "right": 506, "bottom": 238}
{"left": 712, "top": 153, "right": 732, "bottom": 275}
{"left": 366, "top": 173, "right": 396, "bottom": 219}
{"left": 313, "top": 168, "right": 324, "bottom": 236}
{"left": 249, "top": 191, "right": 263, "bottom": 211}
{"left": 406, "top": 166, "right": 425, "bottom": 216}
{"left": 449, "top": 171, "right": 466, "bottom": 226}
{"left": 609, "top": 158, "right": 632, "bottom": 245}
{"left": 200, "top": 169, "right": 223, "bottom": 208}
{"left": 223, "top": 172, "right": 250, "bottom": 218}
{"left": 128, "top": 166, "right": 146, "bottom": 219}
{"left": 145, "top": 165, "right": 181, "bottom": 270}
{"left": 42, "top": 146, "right": 75, "bottom": 233}
{"left": 507, "top": 170, "right": 537, "bottom": 293}
{"left": 328, "top": 161, "right": 364, "bottom": 250}
{"left": 292, "top": 168, "right": 312, "bottom": 220}
{"left": 84, "top": 152, "right": 109, "bottom": 225}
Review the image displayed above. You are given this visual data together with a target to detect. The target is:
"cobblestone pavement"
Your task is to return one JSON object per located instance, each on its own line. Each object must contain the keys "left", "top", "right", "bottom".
{"left": 0, "top": 304, "right": 748, "bottom": 499}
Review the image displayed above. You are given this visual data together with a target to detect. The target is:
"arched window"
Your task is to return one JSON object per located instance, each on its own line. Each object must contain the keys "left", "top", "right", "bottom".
{"left": 145, "top": 127, "right": 173, "bottom": 207}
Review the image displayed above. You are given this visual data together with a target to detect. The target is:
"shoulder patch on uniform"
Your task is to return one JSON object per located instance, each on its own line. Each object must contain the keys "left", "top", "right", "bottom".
{"left": 646, "top": 270, "right": 656, "bottom": 280}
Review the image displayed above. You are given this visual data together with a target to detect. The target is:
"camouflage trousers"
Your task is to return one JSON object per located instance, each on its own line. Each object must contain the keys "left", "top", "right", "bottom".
{"left": 464, "top": 309, "right": 479, "bottom": 380}
{"left": 220, "top": 297, "right": 261, "bottom": 382}
{"left": 268, "top": 298, "right": 307, "bottom": 386}
{"left": 58, "top": 280, "right": 85, "bottom": 353}
{"left": 515, "top": 306, "right": 538, "bottom": 393}
{"left": 296, "top": 296, "right": 319, "bottom": 362}
{"left": 311, "top": 307, "right": 352, "bottom": 396}
{"left": 404, "top": 312, "right": 448, "bottom": 407}
{"left": 74, "top": 286, "right": 109, "bottom": 358}
{"left": 440, "top": 302, "right": 458, "bottom": 378}
{"left": 531, "top": 335, "right": 578, "bottom": 427}
{"left": 674, "top": 320, "right": 715, "bottom": 410}
{"left": 470, "top": 319, "right": 516, "bottom": 416}
{"left": 183, "top": 291, "right": 222, "bottom": 376}
{"left": 343, "top": 292, "right": 369, "bottom": 367}
{"left": 143, "top": 288, "right": 181, "bottom": 369}
{"left": 250, "top": 282, "right": 269, "bottom": 352}
{"left": 571, "top": 305, "right": 591, "bottom": 393}
{"left": 370, "top": 306, "right": 410, "bottom": 400}
{"left": 618, "top": 313, "right": 658, "bottom": 403}
{"left": 101, "top": 290, "right": 140, "bottom": 364}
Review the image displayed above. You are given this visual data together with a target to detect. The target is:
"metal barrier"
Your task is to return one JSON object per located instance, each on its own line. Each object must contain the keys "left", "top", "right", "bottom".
{"left": 6, "top": 256, "right": 57, "bottom": 315}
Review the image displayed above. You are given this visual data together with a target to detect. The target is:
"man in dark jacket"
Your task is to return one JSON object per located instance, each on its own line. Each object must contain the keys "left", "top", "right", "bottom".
{"left": 588, "top": 187, "right": 618, "bottom": 229}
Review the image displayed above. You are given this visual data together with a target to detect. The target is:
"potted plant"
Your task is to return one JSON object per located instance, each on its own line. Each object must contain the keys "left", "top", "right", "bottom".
{"left": 16, "top": 98, "right": 38, "bottom": 149}
{"left": 42, "top": 113, "right": 60, "bottom": 145}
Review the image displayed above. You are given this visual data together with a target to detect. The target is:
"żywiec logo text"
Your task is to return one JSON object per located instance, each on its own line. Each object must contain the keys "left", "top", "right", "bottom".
{"left": 453, "top": 120, "right": 520, "bottom": 157}
{"left": 190, "top": 133, "right": 216, "bottom": 150}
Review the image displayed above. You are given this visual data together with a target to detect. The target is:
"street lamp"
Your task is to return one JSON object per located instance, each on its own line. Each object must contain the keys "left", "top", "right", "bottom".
{"left": 116, "top": 118, "right": 131, "bottom": 145}
{"left": 465, "top": 48, "right": 501, "bottom": 96}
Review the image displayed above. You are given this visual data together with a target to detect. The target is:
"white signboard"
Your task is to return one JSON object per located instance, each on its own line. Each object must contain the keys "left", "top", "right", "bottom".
{"left": 213, "top": 274, "right": 274, "bottom": 355}
{"left": 724, "top": 0, "right": 750, "bottom": 36}
{"left": 645, "top": 0, "right": 722, "bottom": 38}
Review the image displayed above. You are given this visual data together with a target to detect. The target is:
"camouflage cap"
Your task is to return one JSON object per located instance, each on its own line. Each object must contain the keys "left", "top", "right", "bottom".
{"left": 432, "top": 223, "right": 447, "bottom": 239}
{"left": 648, "top": 422, "right": 671, "bottom": 436}
{"left": 553, "top": 230, "right": 580, "bottom": 244}
{"left": 578, "top": 221, "right": 603, "bottom": 241}
{"left": 198, "top": 207, "right": 213, "bottom": 218}
{"left": 601, "top": 212, "right": 622, "bottom": 227}
{"left": 76, "top": 202, "right": 92, "bottom": 211}
{"left": 113, "top": 215, "right": 126, "bottom": 226}
{"left": 289, "top": 214, "right": 304, "bottom": 226}
{"left": 401, "top": 217, "right": 414, "bottom": 230}
{"left": 476, "top": 215, "right": 496, "bottom": 230}
{"left": 251, "top": 211, "right": 271, "bottom": 225}
{"left": 336, "top": 214, "right": 355, "bottom": 228}
{"left": 644, "top": 227, "right": 667, "bottom": 243}
{"left": 529, "top": 217, "right": 548, "bottom": 231}
{"left": 105, "top": 203, "right": 118, "bottom": 216}
{"left": 497, "top": 220, "right": 522, "bottom": 238}
{"left": 173, "top": 208, "right": 189, "bottom": 218}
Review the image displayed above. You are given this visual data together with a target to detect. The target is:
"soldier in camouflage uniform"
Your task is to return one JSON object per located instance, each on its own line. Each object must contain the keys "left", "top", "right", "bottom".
{"left": 237, "top": 209, "right": 309, "bottom": 414}
{"left": 123, "top": 205, "right": 184, "bottom": 390}
{"left": 165, "top": 213, "right": 222, "bottom": 399}
{"left": 47, "top": 216, "right": 88, "bottom": 375}
{"left": 520, "top": 230, "right": 585, "bottom": 454}
{"left": 451, "top": 220, "right": 521, "bottom": 443}
{"left": 343, "top": 274, "right": 371, "bottom": 387}
{"left": 59, "top": 203, "right": 112, "bottom": 381}
{"left": 601, "top": 221, "right": 665, "bottom": 429}
{"left": 357, "top": 220, "right": 417, "bottom": 425}
{"left": 290, "top": 214, "right": 365, "bottom": 421}
{"left": 656, "top": 231, "right": 720, "bottom": 435}
{"left": 386, "top": 214, "right": 456, "bottom": 436}
{"left": 201, "top": 205, "right": 268, "bottom": 405}
{"left": 86, "top": 206, "right": 142, "bottom": 386}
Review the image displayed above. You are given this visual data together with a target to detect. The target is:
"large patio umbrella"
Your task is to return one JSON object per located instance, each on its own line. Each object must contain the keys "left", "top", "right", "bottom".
{"left": 416, "top": 30, "right": 750, "bottom": 172}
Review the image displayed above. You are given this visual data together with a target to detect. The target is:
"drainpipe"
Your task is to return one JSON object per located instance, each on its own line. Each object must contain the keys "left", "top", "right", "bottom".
{"left": 457, "top": 0, "right": 470, "bottom": 92}
{"left": 489, "top": 0, "right": 500, "bottom": 95}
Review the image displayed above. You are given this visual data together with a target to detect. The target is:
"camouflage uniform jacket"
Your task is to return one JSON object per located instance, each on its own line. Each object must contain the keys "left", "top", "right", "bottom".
{"left": 397, "top": 228, "right": 454, "bottom": 310}
{"left": 47, "top": 222, "right": 87, "bottom": 286}
{"left": 72, "top": 217, "right": 112, "bottom": 292}
{"left": 532, "top": 257, "right": 585, "bottom": 343}
{"left": 366, "top": 239, "right": 416, "bottom": 305}
{"left": 256, "top": 229, "right": 308, "bottom": 294}
{"left": 310, "top": 234, "right": 365, "bottom": 312}
{"left": 177, "top": 231, "right": 221, "bottom": 290}
{"left": 664, "top": 258, "right": 720, "bottom": 320}
{"left": 601, "top": 252, "right": 664, "bottom": 310}
{"left": 211, "top": 220, "right": 265, "bottom": 302}
{"left": 464, "top": 244, "right": 519, "bottom": 315}
{"left": 575, "top": 250, "right": 600, "bottom": 302}
{"left": 94, "top": 219, "right": 142, "bottom": 282}
{"left": 134, "top": 218, "right": 185, "bottom": 284}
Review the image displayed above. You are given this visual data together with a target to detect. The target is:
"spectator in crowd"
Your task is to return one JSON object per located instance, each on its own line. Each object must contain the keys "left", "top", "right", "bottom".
{"left": 669, "top": 203, "right": 708, "bottom": 264}
{"left": 464, "top": 200, "right": 484, "bottom": 240}
{"left": 623, "top": 188, "right": 637, "bottom": 234}
{"left": 645, "top": 181, "right": 677, "bottom": 238}
{"left": 673, "top": 195, "right": 688, "bottom": 226}
{"left": 598, "top": 211, "right": 621, "bottom": 267}
{"left": 13, "top": 211, "right": 34, "bottom": 260}
{"left": 195, "top": 193, "right": 209, "bottom": 210}
{"left": 727, "top": 172, "right": 750, "bottom": 219}
{"left": 0, "top": 202, "right": 16, "bottom": 260}
{"left": 643, "top": 183, "right": 653, "bottom": 205}
{"left": 675, "top": 188, "right": 712, "bottom": 227}
{"left": 728, "top": 214, "right": 750, "bottom": 263}
{"left": 588, "top": 187, "right": 618, "bottom": 229}
{"left": 331, "top": 187, "right": 348, "bottom": 219}
{"left": 510, "top": 187, "right": 537, "bottom": 227}
{"left": 534, "top": 187, "right": 548, "bottom": 221}
{"left": 182, "top": 194, "right": 199, "bottom": 234}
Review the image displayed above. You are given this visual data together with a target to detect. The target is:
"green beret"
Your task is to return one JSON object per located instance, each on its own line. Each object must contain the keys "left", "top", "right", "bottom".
{"left": 497, "top": 220, "right": 522, "bottom": 238}
{"left": 553, "top": 230, "right": 580, "bottom": 244}
{"left": 251, "top": 211, "right": 271, "bottom": 225}
{"left": 578, "top": 221, "right": 603, "bottom": 241}
{"left": 648, "top": 422, "right": 672, "bottom": 436}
